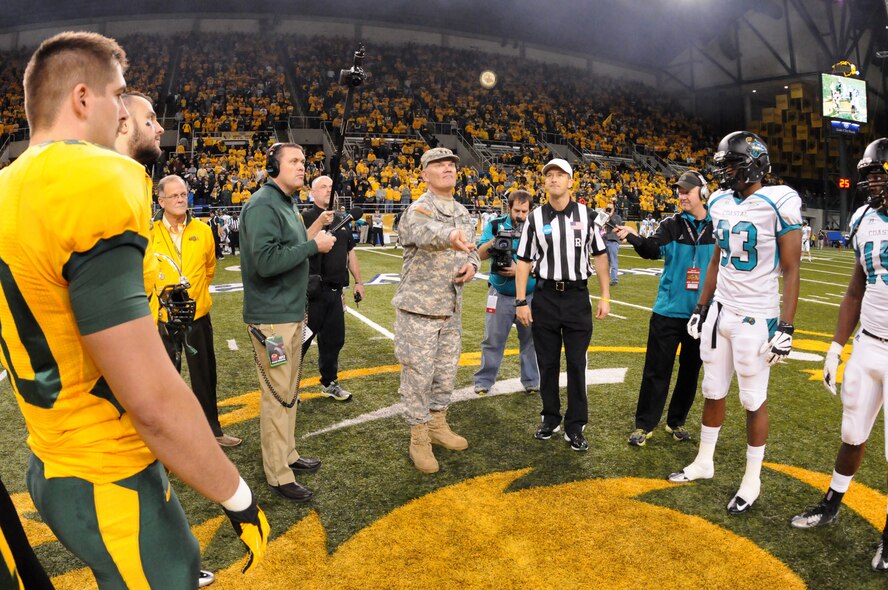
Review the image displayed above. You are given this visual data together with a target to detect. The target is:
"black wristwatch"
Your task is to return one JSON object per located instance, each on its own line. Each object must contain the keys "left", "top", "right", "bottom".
{"left": 515, "top": 299, "right": 528, "bottom": 307}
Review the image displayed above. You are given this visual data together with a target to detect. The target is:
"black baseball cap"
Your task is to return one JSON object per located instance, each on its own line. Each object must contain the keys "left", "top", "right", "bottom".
{"left": 673, "top": 171, "right": 705, "bottom": 191}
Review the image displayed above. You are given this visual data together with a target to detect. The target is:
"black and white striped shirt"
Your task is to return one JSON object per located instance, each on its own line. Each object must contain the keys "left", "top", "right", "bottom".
{"left": 516, "top": 200, "right": 607, "bottom": 281}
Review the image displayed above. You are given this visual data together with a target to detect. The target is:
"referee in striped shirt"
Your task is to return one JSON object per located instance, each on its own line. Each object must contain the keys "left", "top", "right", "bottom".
{"left": 515, "top": 158, "right": 610, "bottom": 452}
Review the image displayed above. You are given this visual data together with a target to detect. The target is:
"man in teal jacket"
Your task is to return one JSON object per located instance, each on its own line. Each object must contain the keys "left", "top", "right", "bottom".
{"left": 241, "top": 143, "right": 335, "bottom": 502}
{"left": 615, "top": 171, "right": 715, "bottom": 447}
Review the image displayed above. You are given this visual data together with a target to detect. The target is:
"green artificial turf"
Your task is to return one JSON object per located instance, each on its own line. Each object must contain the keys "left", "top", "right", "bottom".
{"left": 1, "top": 244, "right": 884, "bottom": 589}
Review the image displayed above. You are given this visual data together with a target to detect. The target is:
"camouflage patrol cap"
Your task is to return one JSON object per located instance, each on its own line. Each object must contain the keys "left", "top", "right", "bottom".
{"left": 421, "top": 147, "right": 460, "bottom": 169}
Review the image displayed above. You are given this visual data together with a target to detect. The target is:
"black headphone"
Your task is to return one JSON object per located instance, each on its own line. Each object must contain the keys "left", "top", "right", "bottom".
{"left": 266, "top": 143, "right": 283, "bottom": 178}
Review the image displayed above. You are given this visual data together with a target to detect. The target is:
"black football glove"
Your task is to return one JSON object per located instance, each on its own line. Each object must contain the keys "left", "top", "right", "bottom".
{"left": 223, "top": 494, "right": 270, "bottom": 574}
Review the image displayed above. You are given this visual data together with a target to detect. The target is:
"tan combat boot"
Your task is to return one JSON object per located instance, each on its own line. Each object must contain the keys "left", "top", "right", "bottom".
{"left": 409, "top": 424, "right": 439, "bottom": 473}
{"left": 428, "top": 408, "right": 468, "bottom": 450}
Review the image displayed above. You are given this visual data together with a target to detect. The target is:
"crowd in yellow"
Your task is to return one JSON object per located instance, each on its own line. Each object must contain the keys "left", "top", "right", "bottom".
{"left": 1, "top": 33, "right": 715, "bottom": 217}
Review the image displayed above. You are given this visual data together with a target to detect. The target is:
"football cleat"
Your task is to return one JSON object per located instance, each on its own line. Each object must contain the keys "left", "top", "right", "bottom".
{"left": 668, "top": 462, "right": 714, "bottom": 483}
{"left": 790, "top": 500, "right": 839, "bottom": 529}
{"left": 873, "top": 541, "right": 888, "bottom": 572}
{"left": 727, "top": 494, "right": 753, "bottom": 515}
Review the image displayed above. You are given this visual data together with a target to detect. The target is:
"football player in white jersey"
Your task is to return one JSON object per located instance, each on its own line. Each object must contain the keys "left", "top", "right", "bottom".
{"left": 801, "top": 221, "right": 813, "bottom": 262}
{"left": 790, "top": 138, "right": 888, "bottom": 573}
{"left": 668, "top": 131, "right": 802, "bottom": 515}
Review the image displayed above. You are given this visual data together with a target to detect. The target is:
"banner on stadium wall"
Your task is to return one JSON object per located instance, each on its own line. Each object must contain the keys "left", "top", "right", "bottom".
{"left": 220, "top": 132, "right": 254, "bottom": 142}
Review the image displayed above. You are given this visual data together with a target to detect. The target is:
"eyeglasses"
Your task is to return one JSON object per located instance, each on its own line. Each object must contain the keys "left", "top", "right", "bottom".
{"left": 161, "top": 193, "right": 188, "bottom": 201}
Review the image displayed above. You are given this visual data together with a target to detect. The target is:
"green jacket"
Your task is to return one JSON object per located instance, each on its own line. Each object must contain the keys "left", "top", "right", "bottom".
{"left": 240, "top": 179, "right": 317, "bottom": 323}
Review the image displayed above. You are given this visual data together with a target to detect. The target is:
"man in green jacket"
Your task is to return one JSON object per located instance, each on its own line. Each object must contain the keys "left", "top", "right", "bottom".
{"left": 240, "top": 143, "right": 335, "bottom": 502}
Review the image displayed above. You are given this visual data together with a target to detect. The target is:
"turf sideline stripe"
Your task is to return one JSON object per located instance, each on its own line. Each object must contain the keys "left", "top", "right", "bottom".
{"left": 302, "top": 368, "right": 627, "bottom": 438}
{"left": 590, "top": 296, "right": 653, "bottom": 312}
{"left": 345, "top": 306, "right": 394, "bottom": 339}
{"left": 798, "top": 297, "right": 840, "bottom": 307}
{"left": 800, "top": 277, "right": 848, "bottom": 288}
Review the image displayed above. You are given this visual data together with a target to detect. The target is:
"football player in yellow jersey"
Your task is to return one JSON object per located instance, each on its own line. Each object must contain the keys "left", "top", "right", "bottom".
{"left": 114, "top": 91, "right": 164, "bottom": 326}
{"left": 115, "top": 94, "right": 222, "bottom": 589}
{"left": 0, "top": 32, "right": 267, "bottom": 589}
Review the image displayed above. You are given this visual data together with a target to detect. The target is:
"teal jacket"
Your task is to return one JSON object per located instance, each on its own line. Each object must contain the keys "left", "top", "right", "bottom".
{"left": 625, "top": 211, "right": 715, "bottom": 319}
{"left": 477, "top": 215, "right": 536, "bottom": 297}
{"left": 240, "top": 179, "right": 318, "bottom": 324}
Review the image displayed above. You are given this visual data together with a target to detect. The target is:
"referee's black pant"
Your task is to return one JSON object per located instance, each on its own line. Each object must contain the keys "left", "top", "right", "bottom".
{"left": 301, "top": 286, "right": 346, "bottom": 387}
{"left": 530, "top": 285, "right": 592, "bottom": 435}
{"left": 160, "top": 314, "right": 223, "bottom": 437}
{"left": 634, "top": 312, "right": 701, "bottom": 432}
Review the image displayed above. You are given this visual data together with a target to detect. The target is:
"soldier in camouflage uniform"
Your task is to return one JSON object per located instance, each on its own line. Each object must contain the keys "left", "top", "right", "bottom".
{"left": 392, "top": 147, "right": 480, "bottom": 473}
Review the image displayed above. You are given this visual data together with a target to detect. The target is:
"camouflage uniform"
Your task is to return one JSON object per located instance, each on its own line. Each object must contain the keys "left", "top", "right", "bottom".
{"left": 392, "top": 191, "right": 480, "bottom": 425}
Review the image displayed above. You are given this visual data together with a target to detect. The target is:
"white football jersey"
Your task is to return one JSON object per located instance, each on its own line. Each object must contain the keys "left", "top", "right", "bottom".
{"left": 802, "top": 225, "right": 812, "bottom": 242}
{"left": 850, "top": 205, "right": 888, "bottom": 339}
{"left": 708, "top": 185, "right": 802, "bottom": 316}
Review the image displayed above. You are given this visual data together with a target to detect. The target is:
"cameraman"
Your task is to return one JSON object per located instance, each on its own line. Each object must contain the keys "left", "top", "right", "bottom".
{"left": 300, "top": 175, "right": 364, "bottom": 402}
{"left": 474, "top": 190, "right": 539, "bottom": 395}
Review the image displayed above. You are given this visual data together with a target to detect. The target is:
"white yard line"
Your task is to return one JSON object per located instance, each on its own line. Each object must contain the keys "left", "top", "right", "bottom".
{"left": 345, "top": 306, "right": 395, "bottom": 339}
{"left": 226, "top": 339, "right": 239, "bottom": 351}
{"left": 590, "top": 295, "right": 654, "bottom": 312}
{"left": 303, "top": 369, "right": 628, "bottom": 438}
{"left": 800, "top": 267, "right": 852, "bottom": 278}
{"left": 798, "top": 297, "right": 840, "bottom": 307}
{"left": 800, "top": 277, "right": 848, "bottom": 288}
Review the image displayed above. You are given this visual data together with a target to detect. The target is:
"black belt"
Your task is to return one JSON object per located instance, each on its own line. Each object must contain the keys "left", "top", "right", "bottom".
{"left": 536, "top": 278, "right": 588, "bottom": 292}
{"left": 862, "top": 329, "right": 888, "bottom": 343}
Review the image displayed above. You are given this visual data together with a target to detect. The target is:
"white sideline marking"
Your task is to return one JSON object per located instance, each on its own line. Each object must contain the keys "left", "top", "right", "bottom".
{"left": 345, "top": 306, "right": 394, "bottom": 340}
{"left": 800, "top": 277, "right": 848, "bottom": 288}
{"left": 801, "top": 267, "right": 852, "bottom": 278}
{"left": 798, "top": 297, "right": 840, "bottom": 307}
{"left": 827, "top": 293, "right": 846, "bottom": 298}
{"left": 359, "top": 248, "right": 404, "bottom": 259}
{"left": 590, "top": 296, "right": 653, "bottom": 312}
{"left": 0, "top": 370, "right": 6, "bottom": 383}
{"left": 789, "top": 351, "right": 823, "bottom": 362}
{"left": 226, "top": 339, "right": 238, "bottom": 351}
{"left": 302, "top": 368, "right": 628, "bottom": 438}
{"left": 608, "top": 313, "right": 627, "bottom": 320}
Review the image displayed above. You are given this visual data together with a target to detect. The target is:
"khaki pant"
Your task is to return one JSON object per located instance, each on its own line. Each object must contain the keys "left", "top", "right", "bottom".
{"left": 248, "top": 322, "right": 303, "bottom": 486}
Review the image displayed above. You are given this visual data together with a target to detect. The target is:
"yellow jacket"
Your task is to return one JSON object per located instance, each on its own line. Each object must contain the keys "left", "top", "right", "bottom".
{"left": 152, "top": 211, "right": 216, "bottom": 321}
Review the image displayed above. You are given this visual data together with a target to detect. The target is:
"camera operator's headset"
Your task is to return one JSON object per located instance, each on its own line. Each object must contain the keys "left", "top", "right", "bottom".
{"left": 677, "top": 170, "right": 710, "bottom": 201}
{"left": 266, "top": 143, "right": 283, "bottom": 178}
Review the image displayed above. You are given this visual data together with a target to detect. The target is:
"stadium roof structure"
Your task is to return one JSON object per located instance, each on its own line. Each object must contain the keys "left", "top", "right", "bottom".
{"left": 0, "top": 1, "right": 884, "bottom": 78}
{"left": 1, "top": 0, "right": 886, "bottom": 100}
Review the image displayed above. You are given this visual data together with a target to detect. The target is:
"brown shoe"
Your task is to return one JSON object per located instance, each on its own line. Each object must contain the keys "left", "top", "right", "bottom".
{"left": 215, "top": 434, "right": 243, "bottom": 447}
{"left": 409, "top": 424, "right": 439, "bottom": 473}
{"left": 428, "top": 408, "right": 468, "bottom": 451}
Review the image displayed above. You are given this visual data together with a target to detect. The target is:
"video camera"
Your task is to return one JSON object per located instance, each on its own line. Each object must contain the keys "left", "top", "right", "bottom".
{"left": 489, "top": 221, "right": 524, "bottom": 274}
{"left": 339, "top": 45, "right": 366, "bottom": 88}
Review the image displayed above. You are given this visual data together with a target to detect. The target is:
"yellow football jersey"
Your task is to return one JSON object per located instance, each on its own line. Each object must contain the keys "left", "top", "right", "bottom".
{"left": 0, "top": 141, "right": 156, "bottom": 483}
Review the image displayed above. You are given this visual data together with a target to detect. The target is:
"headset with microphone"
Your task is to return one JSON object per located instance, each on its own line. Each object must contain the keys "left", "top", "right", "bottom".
{"left": 265, "top": 143, "right": 283, "bottom": 178}
{"left": 691, "top": 170, "right": 710, "bottom": 201}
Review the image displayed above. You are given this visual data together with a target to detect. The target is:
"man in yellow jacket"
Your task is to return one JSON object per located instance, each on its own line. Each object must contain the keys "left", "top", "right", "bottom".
{"left": 154, "top": 174, "right": 243, "bottom": 447}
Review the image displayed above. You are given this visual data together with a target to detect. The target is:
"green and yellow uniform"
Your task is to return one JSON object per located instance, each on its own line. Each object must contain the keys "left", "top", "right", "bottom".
{"left": 0, "top": 141, "right": 198, "bottom": 589}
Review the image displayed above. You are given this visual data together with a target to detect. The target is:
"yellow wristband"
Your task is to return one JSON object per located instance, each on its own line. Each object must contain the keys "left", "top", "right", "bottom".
{"left": 600, "top": 298, "right": 610, "bottom": 303}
